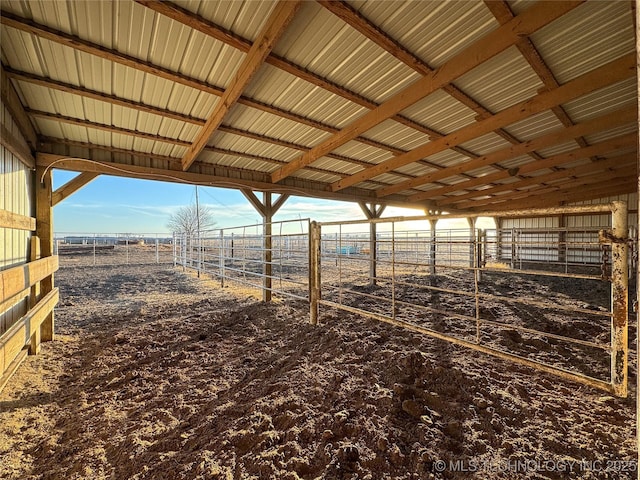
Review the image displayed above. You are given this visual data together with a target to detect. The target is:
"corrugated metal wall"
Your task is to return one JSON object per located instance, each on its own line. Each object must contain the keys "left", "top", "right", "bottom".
{"left": 497, "top": 193, "right": 637, "bottom": 265}
{"left": 1, "top": 100, "right": 34, "bottom": 335}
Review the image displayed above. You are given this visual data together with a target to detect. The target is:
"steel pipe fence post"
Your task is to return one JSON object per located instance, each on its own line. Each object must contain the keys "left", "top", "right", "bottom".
{"left": 220, "top": 229, "right": 225, "bottom": 287}
{"left": 429, "top": 219, "right": 437, "bottom": 277}
{"left": 610, "top": 200, "right": 628, "bottom": 397}
{"left": 309, "top": 221, "right": 321, "bottom": 325}
{"left": 156, "top": 238, "right": 159, "bottom": 264}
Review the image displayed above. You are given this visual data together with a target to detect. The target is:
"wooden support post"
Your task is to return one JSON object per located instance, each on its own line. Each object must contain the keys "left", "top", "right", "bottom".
{"left": 28, "top": 236, "right": 41, "bottom": 355}
{"left": 35, "top": 166, "right": 54, "bottom": 341}
{"left": 359, "top": 202, "right": 386, "bottom": 286}
{"left": 241, "top": 190, "right": 289, "bottom": 302}
{"left": 309, "top": 221, "right": 321, "bottom": 325}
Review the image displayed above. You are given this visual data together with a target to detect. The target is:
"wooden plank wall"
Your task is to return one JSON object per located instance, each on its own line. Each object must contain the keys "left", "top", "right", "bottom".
{"left": 1, "top": 99, "right": 34, "bottom": 336}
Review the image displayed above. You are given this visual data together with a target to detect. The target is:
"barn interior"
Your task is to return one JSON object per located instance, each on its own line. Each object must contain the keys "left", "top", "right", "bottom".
{"left": 1, "top": 0, "right": 639, "bottom": 478}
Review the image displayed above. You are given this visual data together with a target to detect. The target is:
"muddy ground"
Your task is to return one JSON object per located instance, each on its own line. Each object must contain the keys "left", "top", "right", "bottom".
{"left": 0, "top": 262, "right": 637, "bottom": 479}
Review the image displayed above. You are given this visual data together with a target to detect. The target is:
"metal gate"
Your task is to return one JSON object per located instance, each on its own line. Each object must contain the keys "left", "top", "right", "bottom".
{"left": 309, "top": 202, "right": 629, "bottom": 397}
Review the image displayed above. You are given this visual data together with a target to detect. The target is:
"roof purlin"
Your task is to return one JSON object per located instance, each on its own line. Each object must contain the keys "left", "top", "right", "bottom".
{"left": 269, "top": 1, "right": 583, "bottom": 183}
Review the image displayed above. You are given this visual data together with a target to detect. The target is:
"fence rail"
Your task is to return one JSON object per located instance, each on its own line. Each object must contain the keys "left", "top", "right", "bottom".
{"left": 310, "top": 202, "right": 630, "bottom": 398}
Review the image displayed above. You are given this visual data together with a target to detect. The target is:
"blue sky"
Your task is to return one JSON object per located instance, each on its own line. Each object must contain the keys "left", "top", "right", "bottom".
{"left": 52, "top": 170, "right": 491, "bottom": 234}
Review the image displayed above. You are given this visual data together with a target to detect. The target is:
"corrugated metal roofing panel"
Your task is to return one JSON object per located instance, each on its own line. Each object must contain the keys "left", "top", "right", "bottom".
{"left": 503, "top": 111, "right": 565, "bottom": 143}
{"left": 208, "top": 131, "right": 298, "bottom": 162}
{"left": 400, "top": 89, "right": 477, "bottom": 135}
{"left": 453, "top": 46, "right": 544, "bottom": 114}
{"left": 584, "top": 124, "right": 637, "bottom": 146}
{"left": 563, "top": 78, "right": 637, "bottom": 124}
{"left": 332, "top": 141, "right": 392, "bottom": 165}
{"left": 347, "top": 0, "right": 498, "bottom": 69}
{"left": 199, "top": 151, "right": 276, "bottom": 174}
{"left": 422, "top": 149, "right": 469, "bottom": 169}
{"left": 361, "top": 119, "right": 428, "bottom": 152}
{"left": 311, "top": 157, "right": 362, "bottom": 176}
{"left": 535, "top": 140, "right": 589, "bottom": 160}
{"left": 458, "top": 132, "right": 511, "bottom": 157}
{"left": 272, "top": 1, "right": 419, "bottom": 104}
{"left": 291, "top": 168, "right": 341, "bottom": 184}
{"left": 224, "top": 103, "right": 330, "bottom": 148}
{"left": 393, "top": 162, "right": 436, "bottom": 178}
{"left": 528, "top": 1, "right": 635, "bottom": 85}
{"left": 174, "top": 0, "right": 277, "bottom": 42}
{"left": 244, "top": 65, "right": 369, "bottom": 129}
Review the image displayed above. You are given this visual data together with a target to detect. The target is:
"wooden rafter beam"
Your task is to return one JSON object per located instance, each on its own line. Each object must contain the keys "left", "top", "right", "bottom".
{"left": 181, "top": 1, "right": 301, "bottom": 171}
{"left": 339, "top": 52, "right": 635, "bottom": 194}
{"left": 441, "top": 152, "right": 637, "bottom": 209}
{"left": 28, "top": 112, "right": 398, "bottom": 189}
{"left": 484, "top": 0, "right": 596, "bottom": 160}
{"left": 0, "top": 63, "right": 37, "bottom": 149}
{"left": 414, "top": 132, "right": 638, "bottom": 204}
{"left": 481, "top": 166, "right": 637, "bottom": 205}
{"left": 36, "top": 153, "right": 431, "bottom": 210}
{"left": 482, "top": 174, "right": 637, "bottom": 212}
{"left": 269, "top": 1, "right": 583, "bottom": 183}
{"left": 1, "top": 12, "right": 476, "bottom": 184}
{"left": 135, "top": 0, "right": 489, "bottom": 173}
{"left": 375, "top": 105, "right": 637, "bottom": 197}
{"left": 318, "top": 0, "right": 544, "bottom": 170}
{"left": 51, "top": 172, "right": 99, "bottom": 206}
{"left": 9, "top": 68, "right": 442, "bottom": 187}
{"left": 0, "top": 123, "right": 35, "bottom": 169}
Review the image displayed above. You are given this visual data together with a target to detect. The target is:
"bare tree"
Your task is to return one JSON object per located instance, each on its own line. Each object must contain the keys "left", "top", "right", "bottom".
{"left": 167, "top": 203, "right": 216, "bottom": 236}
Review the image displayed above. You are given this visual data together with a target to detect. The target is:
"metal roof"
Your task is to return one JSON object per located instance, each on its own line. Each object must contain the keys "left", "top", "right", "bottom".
{"left": 1, "top": 0, "right": 637, "bottom": 212}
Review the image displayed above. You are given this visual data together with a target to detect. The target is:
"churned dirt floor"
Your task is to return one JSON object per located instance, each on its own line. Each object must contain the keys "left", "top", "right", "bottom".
{"left": 0, "top": 263, "right": 637, "bottom": 479}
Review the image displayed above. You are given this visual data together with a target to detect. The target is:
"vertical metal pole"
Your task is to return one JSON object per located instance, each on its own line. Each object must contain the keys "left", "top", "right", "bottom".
{"left": 173, "top": 234, "right": 177, "bottom": 267}
{"left": 474, "top": 228, "right": 482, "bottom": 343}
{"left": 494, "top": 217, "right": 502, "bottom": 262}
{"left": 126, "top": 237, "right": 129, "bottom": 265}
{"left": 510, "top": 227, "right": 516, "bottom": 268}
{"left": 93, "top": 235, "right": 96, "bottom": 266}
{"left": 220, "top": 229, "right": 225, "bottom": 287}
{"left": 635, "top": 8, "right": 640, "bottom": 455}
{"left": 429, "top": 218, "right": 437, "bottom": 277}
{"left": 467, "top": 217, "right": 476, "bottom": 268}
{"left": 156, "top": 238, "right": 159, "bottom": 264}
{"left": 309, "top": 221, "right": 321, "bottom": 325}
{"left": 391, "top": 221, "right": 396, "bottom": 319}
{"left": 611, "top": 200, "right": 628, "bottom": 397}
{"left": 369, "top": 218, "right": 377, "bottom": 286}
{"left": 263, "top": 192, "right": 273, "bottom": 302}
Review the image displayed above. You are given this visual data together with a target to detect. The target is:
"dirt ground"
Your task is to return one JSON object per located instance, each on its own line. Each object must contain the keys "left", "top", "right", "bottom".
{"left": 0, "top": 263, "right": 637, "bottom": 479}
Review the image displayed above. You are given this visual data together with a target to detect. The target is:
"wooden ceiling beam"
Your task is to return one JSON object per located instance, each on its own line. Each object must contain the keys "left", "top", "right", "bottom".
{"left": 181, "top": 1, "right": 301, "bottom": 170}
{"left": 8, "top": 68, "right": 450, "bottom": 186}
{"left": 441, "top": 153, "right": 637, "bottom": 209}
{"left": 0, "top": 123, "right": 35, "bottom": 169}
{"left": 375, "top": 105, "right": 637, "bottom": 197}
{"left": 35, "top": 153, "right": 431, "bottom": 209}
{"left": 416, "top": 132, "right": 638, "bottom": 204}
{"left": 270, "top": 1, "right": 583, "bottom": 183}
{"left": 481, "top": 175, "right": 636, "bottom": 212}
{"left": 479, "top": 167, "right": 637, "bottom": 207}
{"left": 136, "top": 1, "right": 489, "bottom": 171}
{"left": 484, "top": 0, "right": 596, "bottom": 160}
{"left": 0, "top": 63, "right": 37, "bottom": 149}
{"left": 318, "top": 0, "right": 544, "bottom": 171}
{"left": 51, "top": 172, "right": 99, "bottom": 206}
{"left": 341, "top": 53, "right": 635, "bottom": 194}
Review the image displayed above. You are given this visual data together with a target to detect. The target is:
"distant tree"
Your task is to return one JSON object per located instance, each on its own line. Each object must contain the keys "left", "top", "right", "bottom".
{"left": 167, "top": 203, "right": 216, "bottom": 236}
